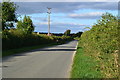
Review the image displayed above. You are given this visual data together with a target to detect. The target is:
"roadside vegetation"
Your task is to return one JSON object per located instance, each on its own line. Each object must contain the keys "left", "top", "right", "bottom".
{"left": 71, "top": 13, "right": 119, "bottom": 78}
{"left": 2, "top": 29, "right": 73, "bottom": 51}
{"left": 2, "top": 30, "right": 73, "bottom": 56}
{"left": 71, "top": 44, "right": 102, "bottom": 78}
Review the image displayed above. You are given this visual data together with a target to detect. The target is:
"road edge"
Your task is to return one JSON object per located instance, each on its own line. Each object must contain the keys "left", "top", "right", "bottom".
{"left": 68, "top": 40, "right": 78, "bottom": 78}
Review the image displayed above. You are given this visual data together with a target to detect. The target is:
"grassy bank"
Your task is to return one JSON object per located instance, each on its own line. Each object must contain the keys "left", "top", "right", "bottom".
{"left": 71, "top": 42, "right": 118, "bottom": 79}
{"left": 71, "top": 42, "right": 102, "bottom": 78}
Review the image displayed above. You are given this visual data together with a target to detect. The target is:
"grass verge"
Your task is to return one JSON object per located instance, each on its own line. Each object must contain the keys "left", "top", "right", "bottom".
{"left": 70, "top": 44, "right": 102, "bottom": 78}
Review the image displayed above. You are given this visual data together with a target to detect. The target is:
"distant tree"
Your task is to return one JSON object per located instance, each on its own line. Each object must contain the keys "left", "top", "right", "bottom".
{"left": 75, "top": 32, "right": 83, "bottom": 37}
{"left": 17, "top": 15, "right": 34, "bottom": 34}
{"left": 64, "top": 29, "right": 71, "bottom": 36}
{"left": 2, "top": 1, "right": 18, "bottom": 30}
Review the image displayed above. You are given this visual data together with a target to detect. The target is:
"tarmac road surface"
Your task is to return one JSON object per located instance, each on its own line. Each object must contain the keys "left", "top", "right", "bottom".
{"left": 2, "top": 40, "right": 78, "bottom": 78}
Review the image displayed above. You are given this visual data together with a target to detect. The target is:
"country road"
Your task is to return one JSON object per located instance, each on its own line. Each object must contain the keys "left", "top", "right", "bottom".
{"left": 2, "top": 40, "right": 78, "bottom": 78}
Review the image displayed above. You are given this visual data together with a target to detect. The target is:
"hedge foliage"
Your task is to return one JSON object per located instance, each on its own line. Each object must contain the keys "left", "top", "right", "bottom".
{"left": 79, "top": 13, "right": 119, "bottom": 78}
{"left": 2, "top": 29, "right": 73, "bottom": 51}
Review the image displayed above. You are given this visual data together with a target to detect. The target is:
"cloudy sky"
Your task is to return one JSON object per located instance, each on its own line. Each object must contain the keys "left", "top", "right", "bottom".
{"left": 13, "top": 2, "right": 118, "bottom": 33}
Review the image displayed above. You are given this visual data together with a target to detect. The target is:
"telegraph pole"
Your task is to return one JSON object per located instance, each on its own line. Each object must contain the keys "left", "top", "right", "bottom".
{"left": 47, "top": 7, "right": 51, "bottom": 36}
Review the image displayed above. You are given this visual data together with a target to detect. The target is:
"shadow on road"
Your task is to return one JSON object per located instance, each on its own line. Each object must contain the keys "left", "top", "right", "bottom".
{"left": 40, "top": 49, "right": 76, "bottom": 51}
{"left": 57, "top": 46, "right": 76, "bottom": 48}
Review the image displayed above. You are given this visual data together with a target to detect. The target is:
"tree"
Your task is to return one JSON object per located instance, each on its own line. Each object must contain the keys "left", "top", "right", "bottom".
{"left": 2, "top": 1, "right": 18, "bottom": 30}
{"left": 75, "top": 32, "right": 83, "bottom": 37}
{"left": 17, "top": 15, "right": 34, "bottom": 34}
{"left": 64, "top": 29, "right": 71, "bottom": 36}
{"left": 95, "top": 12, "right": 117, "bottom": 27}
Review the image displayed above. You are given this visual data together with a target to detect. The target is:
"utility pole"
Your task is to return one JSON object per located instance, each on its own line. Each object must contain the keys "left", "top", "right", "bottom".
{"left": 47, "top": 7, "right": 51, "bottom": 36}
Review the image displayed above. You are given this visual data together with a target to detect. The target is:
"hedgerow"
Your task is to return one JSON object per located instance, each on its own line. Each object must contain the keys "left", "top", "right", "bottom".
{"left": 2, "top": 29, "right": 73, "bottom": 51}
{"left": 79, "top": 13, "right": 119, "bottom": 78}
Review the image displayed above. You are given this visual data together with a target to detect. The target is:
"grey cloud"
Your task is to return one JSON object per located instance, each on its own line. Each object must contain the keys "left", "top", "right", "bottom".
{"left": 15, "top": 2, "right": 118, "bottom": 14}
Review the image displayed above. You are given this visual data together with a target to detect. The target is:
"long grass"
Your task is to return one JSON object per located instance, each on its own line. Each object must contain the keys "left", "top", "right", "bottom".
{"left": 70, "top": 44, "right": 102, "bottom": 78}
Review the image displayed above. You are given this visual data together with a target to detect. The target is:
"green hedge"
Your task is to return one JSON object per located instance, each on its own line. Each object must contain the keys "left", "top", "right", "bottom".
{"left": 79, "top": 13, "right": 119, "bottom": 78}
{"left": 80, "top": 13, "right": 119, "bottom": 54}
{"left": 2, "top": 29, "right": 73, "bottom": 51}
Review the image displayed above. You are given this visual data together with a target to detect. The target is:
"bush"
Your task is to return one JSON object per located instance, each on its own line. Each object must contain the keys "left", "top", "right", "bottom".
{"left": 80, "top": 13, "right": 118, "bottom": 54}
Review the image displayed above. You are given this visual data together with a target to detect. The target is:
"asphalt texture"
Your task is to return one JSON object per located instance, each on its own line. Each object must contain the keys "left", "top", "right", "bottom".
{"left": 2, "top": 40, "right": 78, "bottom": 78}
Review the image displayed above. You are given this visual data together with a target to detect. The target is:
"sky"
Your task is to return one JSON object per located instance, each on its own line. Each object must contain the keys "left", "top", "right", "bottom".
{"left": 12, "top": 1, "right": 118, "bottom": 33}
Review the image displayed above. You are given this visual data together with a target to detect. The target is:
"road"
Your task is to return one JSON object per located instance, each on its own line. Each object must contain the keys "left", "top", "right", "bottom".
{"left": 2, "top": 40, "right": 78, "bottom": 78}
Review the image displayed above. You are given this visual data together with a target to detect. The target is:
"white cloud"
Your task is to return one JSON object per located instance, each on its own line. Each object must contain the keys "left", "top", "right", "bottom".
{"left": 34, "top": 22, "right": 88, "bottom": 33}
{"left": 35, "top": 22, "right": 89, "bottom": 28}
{"left": 68, "top": 12, "right": 105, "bottom": 19}
{"left": 39, "top": 22, "right": 48, "bottom": 25}
{"left": 53, "top": 22, "right": 86, "bottom": 26}
{"left": 37, "top": 22, "right": 86, "bottom": 26}
{"left": 69, "top": 12, "right": 103, "bottom": 16}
